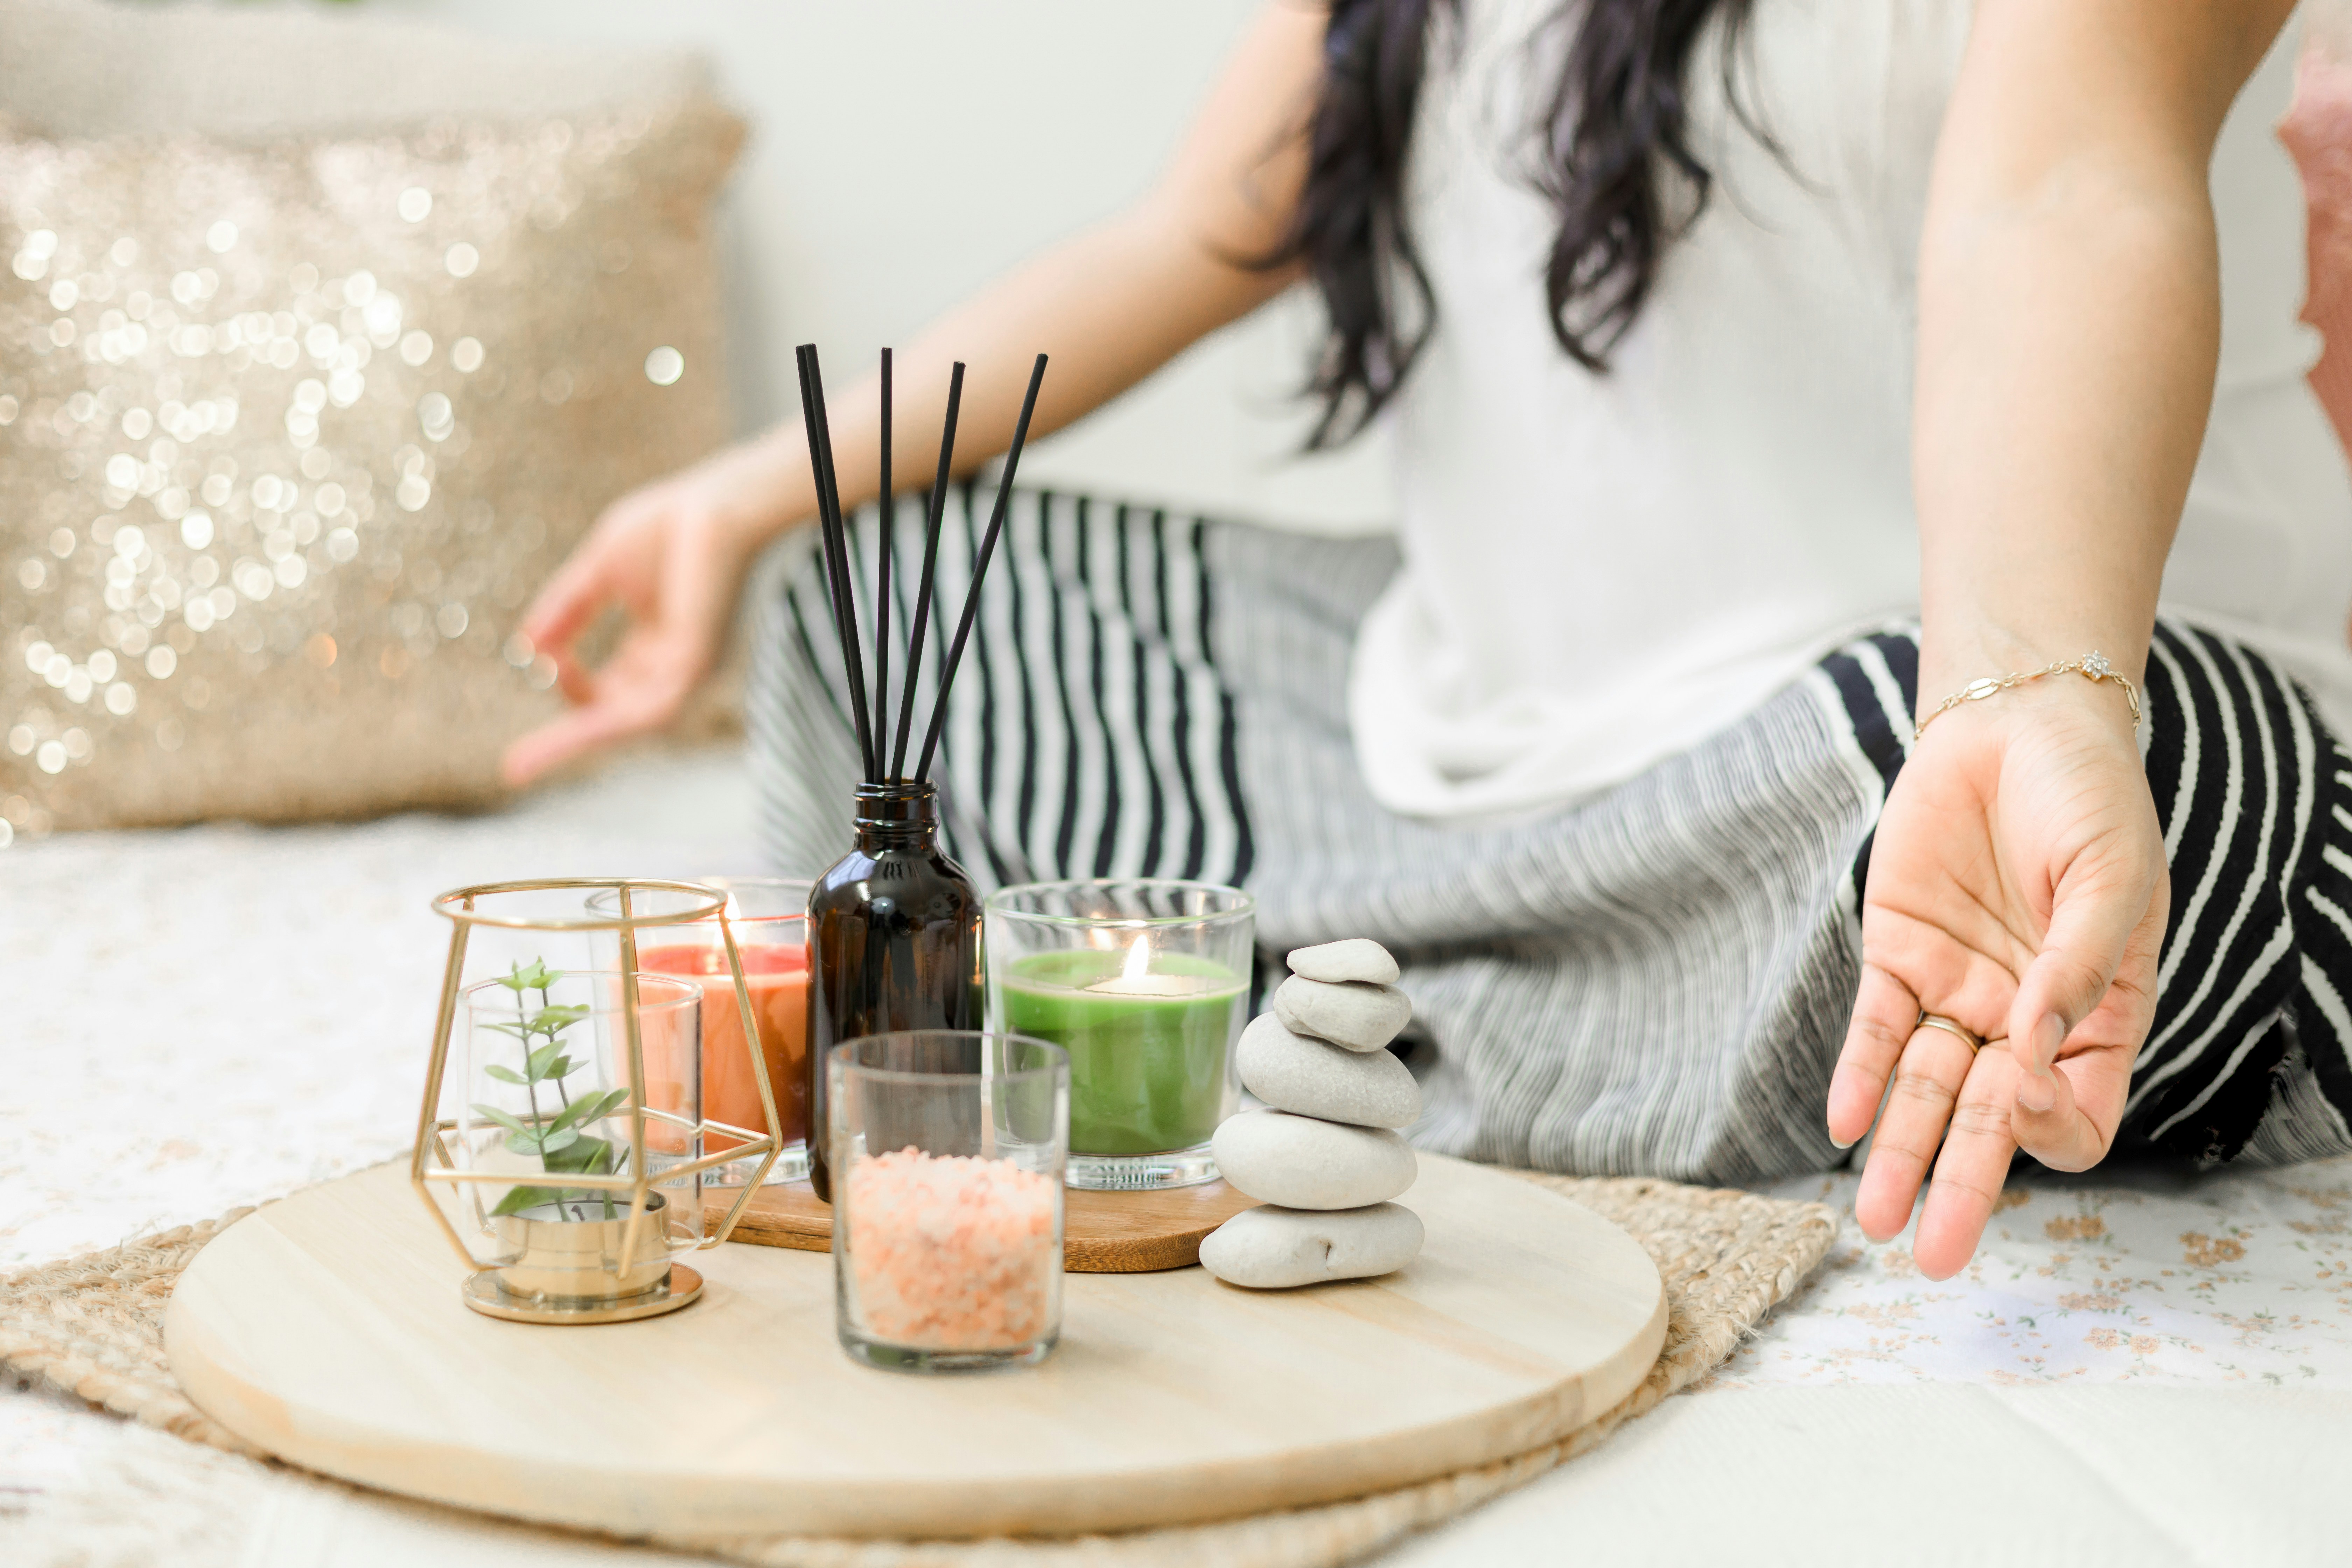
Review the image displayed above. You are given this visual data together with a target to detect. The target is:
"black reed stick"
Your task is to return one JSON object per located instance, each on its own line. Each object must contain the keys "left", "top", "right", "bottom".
{"left": 794, "top": 345, "right": 877, "bottom": 781}
{"left": 891, "top": 362, "right": 964, "bottom": 779}
{"left": 915, "top": 353, "right": 1048, "bottom": 783}
{"left": 792, "top": 347, "right": 859, "bottom": 773}
{"left": 872, "top": 348, "right": 892, "bottom": 765}
{"left": 805, "top": 352, "right": 875, "bottom": 780}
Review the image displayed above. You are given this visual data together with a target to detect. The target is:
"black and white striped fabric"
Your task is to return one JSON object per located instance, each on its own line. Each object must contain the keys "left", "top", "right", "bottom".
{"left": 749, "top": 497, "right": 2352, "bottom": 1182}
{"left": 748, "top": 486, "right": 1253, "bottom": 890}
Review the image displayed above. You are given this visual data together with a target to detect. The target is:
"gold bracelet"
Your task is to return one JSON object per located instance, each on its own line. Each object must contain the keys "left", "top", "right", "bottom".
{"left": 1913, "top": 650, "right": 2143, "bottom": 743}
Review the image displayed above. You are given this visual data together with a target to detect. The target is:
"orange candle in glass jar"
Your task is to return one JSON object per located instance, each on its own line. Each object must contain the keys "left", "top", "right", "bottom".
{"left": 641, "top": 938, "right": 810, "bottom": 1155}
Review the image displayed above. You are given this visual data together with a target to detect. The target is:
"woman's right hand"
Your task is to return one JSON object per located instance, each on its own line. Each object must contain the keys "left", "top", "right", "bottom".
{"left": 500, "top": 439, "right": 802, "bottom": 787}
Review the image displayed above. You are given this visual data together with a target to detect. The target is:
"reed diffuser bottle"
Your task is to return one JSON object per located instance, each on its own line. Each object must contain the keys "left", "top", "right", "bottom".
{"left": 805, "top": 783, "right": 983, "bottom": 1200}
{"left": 792, "top": 342, "right": 1049, "bottom": 1202}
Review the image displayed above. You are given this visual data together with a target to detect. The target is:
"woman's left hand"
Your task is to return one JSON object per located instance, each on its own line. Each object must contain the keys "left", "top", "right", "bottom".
{"left": 1825, "top": 673, "right": 2168, "bottom": 1278}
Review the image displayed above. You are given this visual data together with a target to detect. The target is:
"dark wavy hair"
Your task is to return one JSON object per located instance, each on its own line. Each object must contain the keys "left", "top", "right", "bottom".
{"left": 1281, "top": 0, "right": 1760, "bottom": 447}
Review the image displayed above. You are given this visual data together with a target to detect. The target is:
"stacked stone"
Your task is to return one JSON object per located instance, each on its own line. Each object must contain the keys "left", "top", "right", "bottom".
{"left": 1198, "top": 939, "right": 1425, "bottom": 1290}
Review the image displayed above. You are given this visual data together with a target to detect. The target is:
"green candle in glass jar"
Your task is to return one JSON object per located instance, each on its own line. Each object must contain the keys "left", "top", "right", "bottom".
{"left": 997, "top": 944, "right": 1247, "bottom": 1156}
{"left": 986, "top": 880, "right": 1254, "bottom": 1190}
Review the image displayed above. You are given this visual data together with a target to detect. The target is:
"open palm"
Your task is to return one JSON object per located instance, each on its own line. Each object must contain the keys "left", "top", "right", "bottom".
{"left": 1825, "top": 684, "right": 2168, "bottom": 1277}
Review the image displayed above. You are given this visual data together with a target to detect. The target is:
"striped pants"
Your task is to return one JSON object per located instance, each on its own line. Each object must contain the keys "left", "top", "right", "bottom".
{"left": 749, "top": 492, "right": 2352, "bottom": 1182}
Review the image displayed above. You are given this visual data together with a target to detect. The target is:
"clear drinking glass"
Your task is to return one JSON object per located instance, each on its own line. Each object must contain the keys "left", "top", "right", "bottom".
{"left": 590, "top": 877, "right": 812, "bottom": 1185}
{"left": 448, "top": 969, "right": 704, "bottom": 1308}
{"left": 984, "top": 880, "right": 1254, "bottom": 1190}
{"left": 831, "top": 1031, "right": 1069, "bottom": 1373}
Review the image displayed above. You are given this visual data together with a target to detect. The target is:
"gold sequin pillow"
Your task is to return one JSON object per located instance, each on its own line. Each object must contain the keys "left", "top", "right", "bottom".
{"left": 0, "top": 99, "right": 741, "bottom": 838}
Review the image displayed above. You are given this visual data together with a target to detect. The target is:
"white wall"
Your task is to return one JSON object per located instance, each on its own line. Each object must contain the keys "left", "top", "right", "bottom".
{"left": 382, "top": 0, "right": 1398, "bottom": 535}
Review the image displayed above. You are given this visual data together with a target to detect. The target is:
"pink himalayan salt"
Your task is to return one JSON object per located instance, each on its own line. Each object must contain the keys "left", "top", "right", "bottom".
{"left": 845, "top": 1148, "right": 1059, "bottom": 1350}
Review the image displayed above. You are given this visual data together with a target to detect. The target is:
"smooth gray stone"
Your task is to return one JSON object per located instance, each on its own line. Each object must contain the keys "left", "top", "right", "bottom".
{"left": 1210, "top": 1110, "right": 1416, "bottom": 1210}
{"left": 1199, "top": 1202, "right": 1424, "bottom": 1289}
{"left": 1272, "top": 975, "right": 1412, "bottom": 1053}
{"left": 1237, "top": 1014, "right": 1421, "bottom": 1129}
{"left": 1285, "top": 938, "right": 1400, "bottom": 987}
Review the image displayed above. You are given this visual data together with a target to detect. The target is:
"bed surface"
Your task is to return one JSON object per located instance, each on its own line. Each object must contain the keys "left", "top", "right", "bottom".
{"left": 6, "top": 746, "right": 2347, "bottom": 1563}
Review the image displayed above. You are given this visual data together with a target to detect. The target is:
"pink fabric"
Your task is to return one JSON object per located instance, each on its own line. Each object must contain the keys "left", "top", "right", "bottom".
{"left": 2284, "top": 46, "right": 2352, "bottom": 457}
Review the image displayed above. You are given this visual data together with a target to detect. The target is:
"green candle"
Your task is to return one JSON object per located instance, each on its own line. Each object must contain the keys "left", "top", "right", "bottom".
{"left": 997, "top": 948, "right": 1246, "bottom": 1155}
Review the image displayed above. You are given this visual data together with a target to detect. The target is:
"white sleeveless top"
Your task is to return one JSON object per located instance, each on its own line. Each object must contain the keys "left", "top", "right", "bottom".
{"left": 1352, "top": 0, "right": 2352, "bottom": 820}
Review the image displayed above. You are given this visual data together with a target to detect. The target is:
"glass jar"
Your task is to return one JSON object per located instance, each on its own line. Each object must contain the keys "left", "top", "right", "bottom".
{"left": 983, "top": 880, "right": 1253, "bottom": 1190}
{"left": 592, "top": 877, "right": 813, "bottom": 1185}
{"left": 830, "top": 1030, "right": 1068, "bottom": 1372}
{"left": 451, "top": 967, "right": 704, "bottom": 1313}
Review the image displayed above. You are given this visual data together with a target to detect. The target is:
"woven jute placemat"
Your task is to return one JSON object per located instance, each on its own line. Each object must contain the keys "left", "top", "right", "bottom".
{"left": 2, "top": 1169, "right": 1835, "bottom": 1567}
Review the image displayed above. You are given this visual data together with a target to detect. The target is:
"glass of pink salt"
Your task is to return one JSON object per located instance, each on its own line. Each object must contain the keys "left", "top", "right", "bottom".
{"left": 830, "top": 1031, "right": 1069, "bottom": 1372}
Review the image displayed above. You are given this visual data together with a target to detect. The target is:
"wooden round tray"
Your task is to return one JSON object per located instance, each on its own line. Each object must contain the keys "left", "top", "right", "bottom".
{"left": 164, "top": 1155, "right": 1666, "bottom": 1540}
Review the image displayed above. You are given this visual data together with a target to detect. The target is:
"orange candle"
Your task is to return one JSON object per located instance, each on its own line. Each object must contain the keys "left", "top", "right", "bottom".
{"left": 641, "top": 939, "right": 810, "bottom": 1157}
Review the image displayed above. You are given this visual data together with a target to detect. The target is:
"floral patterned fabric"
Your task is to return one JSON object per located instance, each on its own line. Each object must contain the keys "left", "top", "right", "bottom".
{"left": 1729, "top": 1158, "right": 2352, "bottom": 1389}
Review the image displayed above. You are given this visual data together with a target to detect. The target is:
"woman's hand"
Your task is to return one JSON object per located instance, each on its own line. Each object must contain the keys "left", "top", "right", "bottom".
{"left": 500, "top": 440, "right": 803, "bottom": 787}
{"left": 1825, "top": 674, "right": 2168, "bottom": 1278}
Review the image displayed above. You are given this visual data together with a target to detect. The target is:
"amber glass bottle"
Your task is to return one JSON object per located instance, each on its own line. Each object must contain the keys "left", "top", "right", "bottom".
{"left": 804, "top": 780, "right": 983, "bottom": 1202}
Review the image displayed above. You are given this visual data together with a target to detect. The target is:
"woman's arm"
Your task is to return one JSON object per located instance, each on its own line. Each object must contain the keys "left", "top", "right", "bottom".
{"left": 502, "top": 1, "right": 1326, "bottom": 784}
{"left": 1914, "top": 0, "right": 2290, "bottom": 686}
{"left": 1828, "top": 0, "right": 2295, "bottom": 1275}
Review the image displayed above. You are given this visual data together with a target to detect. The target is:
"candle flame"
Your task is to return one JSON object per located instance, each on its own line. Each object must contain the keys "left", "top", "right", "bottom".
{"left": 1122, "top": 933, "right": 1150, "bottom": 983}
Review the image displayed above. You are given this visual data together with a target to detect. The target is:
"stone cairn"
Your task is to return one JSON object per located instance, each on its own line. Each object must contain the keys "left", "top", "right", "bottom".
{"left": 1199, "top": 939, "right": 1425, "bottom": 1289}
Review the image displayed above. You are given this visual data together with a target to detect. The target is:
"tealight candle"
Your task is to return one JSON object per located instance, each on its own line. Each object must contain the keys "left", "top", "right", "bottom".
{"left": 985, "top": 881, "right": 1254, "bottom": 1190}
{"left": 1080, "top": 944, "right": 1232, "bottom": 999}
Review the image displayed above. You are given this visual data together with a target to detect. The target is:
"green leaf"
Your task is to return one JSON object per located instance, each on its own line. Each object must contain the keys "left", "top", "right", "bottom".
{"left": 540, "top": 1127, "right": 580, "bottom": 1155}
{"left": 514, "top": 959, "right": 561, "bottom": 991}
{"left": 479, "top": 1020, "right": 531, "bottom": 1039}
{"left": 533, "top": 1003, "right": 590, "bottom": 1032}
{"left": 544, "top": 1134, "right": 614, "bottom": 1175}
{"left": 548, "top": 1088, "right": 620, "bottom": 1134}
{"left": 503, "top": 1129, "right": 541, "bottom": 1156}
{"left": 495, "top": 965, "right": 532, "bottom": 993}
{"left": 470, "top": 1103, "right": 532, "bottom": 1138}
{"left": 482, "top": 1064, "right": 525, "bottom": 1084}
{"left": 490, "top": 1183, "right": 553, "bottom": 1216}
{"left": 536, "top": 1056, "right": 574, "bottom": 1084}
{"left": 487, "top": 1183, "right": 591, "bottom": 1217}
{"left": 526, "top": 1041, "right": 569, "bottom": 1079}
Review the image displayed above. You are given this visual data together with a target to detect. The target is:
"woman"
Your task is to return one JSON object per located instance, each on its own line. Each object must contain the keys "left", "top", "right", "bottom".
{"left": 506, "top": 0, "right": 2352, "bottom": 1278}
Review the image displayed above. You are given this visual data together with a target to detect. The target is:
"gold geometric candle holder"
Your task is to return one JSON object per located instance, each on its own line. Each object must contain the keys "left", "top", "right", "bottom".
{"left": 411, "top": 877, "right": 781, "bottom": 1324}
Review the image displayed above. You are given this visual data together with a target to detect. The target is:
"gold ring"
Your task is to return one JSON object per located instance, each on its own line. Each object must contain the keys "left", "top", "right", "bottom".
{"left": 1914, "top": 1012, "right": 1984, "bottom": 1054}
